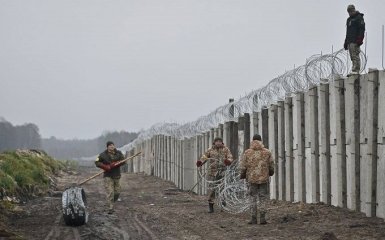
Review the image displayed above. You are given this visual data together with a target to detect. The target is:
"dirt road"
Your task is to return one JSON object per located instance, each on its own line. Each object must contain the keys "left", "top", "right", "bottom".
{"left": 6, "top": 168, "right": 385, "bottom": 240}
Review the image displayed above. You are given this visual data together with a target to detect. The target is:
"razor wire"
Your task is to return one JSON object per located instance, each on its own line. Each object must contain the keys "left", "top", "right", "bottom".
{"left": 196, "top": 158, "right": 257, "bottom": 214}
{"left": 121, "top": 49, "right": 366, "bottom": 152}
{"left": 119, "top": 49, "right": 367, "bottom": 214}
{"left": 197, "top": 160, "right": 252, "bottom": 214}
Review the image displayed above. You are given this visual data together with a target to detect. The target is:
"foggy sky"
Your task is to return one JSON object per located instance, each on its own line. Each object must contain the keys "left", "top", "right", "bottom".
{"left": 1, "top": 0, "right": 384, "bottom": 139}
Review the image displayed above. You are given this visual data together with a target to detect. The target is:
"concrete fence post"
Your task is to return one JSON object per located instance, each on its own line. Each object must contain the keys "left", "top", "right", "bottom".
{"left": 277, "top": 101, "right": 286, "bottom": 201}
{"left": 330, "top": 77, "right": 347, "bottom": 208}
{"left": 183, "top": 138, "right": 195, "bottom": 191}
{"left": 161, "top": 135, "right": 165, "bottom": 179}
{"left": 238, "top": 115, "right": 245, "bottom": 160}
{"left": 218, "top": 124, "right": 224, "bottom": 139}
{"left": 214, "top": 127, "right": 219, "bottom": 138}
{"left": 262, "top": 108, "right": 269, "bottom": 148}
{"left": 223, "top": 121, "right": 238, "bottom": 159}
{"left": 244, "top": 113, "right": 251, "bottom": 151}
{"left": 284, "top": 97, "right": 294, "bottom": 202}
{"left": 294, "top": 93, "right": 306, "bottom": 202}
{"left": 376, "top": 70, "right": 385, "bottom": 218}
{"left": 251, "top": 112, "right": 259, "bottom": 142}
{"left": 154, "top": 135, "right": 158, "bottom": 177}
{"left": 268, "top": 104, "right": 279, "bottom": 199}
{"left": 345, "top": 75, "right": 361, "bottom": 211}
{"left": 360, "top": 69, "right": 379, "bottom": 217}
{"left": 305, "top": 86, "right": 320, "bottom": 203}
{"left": 194, "top": 135, "right": 201, "bottom": 194}
{"left": 318, "top": 83, "right": 331, "bottom": 205}
{"left": 171, "top": 136, "right": 175, "bottom": 184}
{"left": 168, "top": 136, "right": 172, "bottom": 181}
{"left": 177, "top": 138, "right": 181, "bottom": 188}
{"left": 179, "top": 139, "right": 184, "bottom": 189}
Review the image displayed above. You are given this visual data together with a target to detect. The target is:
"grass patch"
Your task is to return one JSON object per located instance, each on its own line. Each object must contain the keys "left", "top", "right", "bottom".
{"left": 0, "top": 150, "right": 64, "bottom": 199}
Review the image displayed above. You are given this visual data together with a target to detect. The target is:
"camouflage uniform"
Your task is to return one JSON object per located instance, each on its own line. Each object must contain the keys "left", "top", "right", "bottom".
{"left": 95, "top": 149, "right": 125, "bottom": 211}
{"left": 200, "top": 145, "right": 233, "bottom": 203}
{"left": 103, "top": 177, "right": 121, "bottom": 210}
{"left": 240, "top": 140, "right": 274, "bottom": 224}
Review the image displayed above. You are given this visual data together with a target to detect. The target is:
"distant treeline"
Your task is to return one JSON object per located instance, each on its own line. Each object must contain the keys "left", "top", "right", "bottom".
{"left": 0, "top": 117, "right": 138, "bottom": 159}
{"left": 42, "top": 131, "right": 139, "bottom": 159}
{"left": 0, "top": 119, "right": 41, "bottom": 151}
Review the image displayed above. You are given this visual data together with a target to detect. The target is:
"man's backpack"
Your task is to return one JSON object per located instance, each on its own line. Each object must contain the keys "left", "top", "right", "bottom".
{"left": 62, "top": 186, "right": 88, "bottom": 226}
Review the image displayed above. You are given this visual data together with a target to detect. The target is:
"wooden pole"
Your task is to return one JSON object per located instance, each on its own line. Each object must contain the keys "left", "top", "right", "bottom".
{"left": 78, "top": 152, "right": 142, "bottom": 186}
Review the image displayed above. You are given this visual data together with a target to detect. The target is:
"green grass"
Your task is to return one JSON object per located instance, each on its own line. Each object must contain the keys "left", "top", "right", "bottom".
{"left": 0, "top": 150, "right": 64, "bottom": 198}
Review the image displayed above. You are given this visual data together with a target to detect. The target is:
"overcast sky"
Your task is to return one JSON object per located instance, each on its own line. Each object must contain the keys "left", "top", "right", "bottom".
{"left": 1, "top": 0, "right": 384, "bottom": 139}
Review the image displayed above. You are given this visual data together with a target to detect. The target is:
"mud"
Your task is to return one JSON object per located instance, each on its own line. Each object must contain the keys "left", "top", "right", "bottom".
{"left": 3, "top": 168, "right": 385, "bottom": 240}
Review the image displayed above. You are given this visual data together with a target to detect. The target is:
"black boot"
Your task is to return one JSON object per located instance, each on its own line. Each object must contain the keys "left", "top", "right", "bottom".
{"left": 208, "top": 203, "right": 214, "bottom": 213}
{"left": 113, "top": 193, "right": 120, "bottom": 202}
{"left": 248, "top": 216, "right": 257, "bottom": 224}
{"left": 259, "top": 212, "right": 267, "bottom": 225}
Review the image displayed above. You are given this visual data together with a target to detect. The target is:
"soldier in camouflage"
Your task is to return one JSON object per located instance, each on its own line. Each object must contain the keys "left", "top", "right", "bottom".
{"left": 240, "top": 134, "right": 274, "bottom": 224}
{"left": 95, "top": 141, "right": 126, "bottom": 214}
{"left": 196, "top": 137, "right": 233, "bottom": 213}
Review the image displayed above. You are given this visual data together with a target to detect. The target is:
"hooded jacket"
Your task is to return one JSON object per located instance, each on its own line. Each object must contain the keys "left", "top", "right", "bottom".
{"left": 239, "top": 140, "right": 274, "bottom": 184}
{"left": 345, "top": 11, "right": 365, "bottom": 44}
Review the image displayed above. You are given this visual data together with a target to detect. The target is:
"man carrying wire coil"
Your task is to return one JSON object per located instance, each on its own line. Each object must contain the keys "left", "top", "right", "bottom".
{"left": 239, "top": 134, "right": 274, "bottom": 225}
{"left": 196, "top": 137, "right": 234, "bottom": 213}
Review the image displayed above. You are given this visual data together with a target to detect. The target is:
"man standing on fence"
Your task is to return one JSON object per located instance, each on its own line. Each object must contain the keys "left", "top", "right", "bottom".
{"left": 196, "top": 137, "right": 233, "bottom": 213}
{"left": 240, "top": 134, "right": 274, "bottom": 224}
{"left": 95, "top": 141, "right": 126, "bottom": 214}
{"left": 344, "top": 4, "right": 365, "bottom": 76}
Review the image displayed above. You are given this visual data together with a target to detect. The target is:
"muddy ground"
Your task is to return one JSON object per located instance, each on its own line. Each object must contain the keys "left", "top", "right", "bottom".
{"left": 3, "top": 168, "right": 385, "bottom": 240}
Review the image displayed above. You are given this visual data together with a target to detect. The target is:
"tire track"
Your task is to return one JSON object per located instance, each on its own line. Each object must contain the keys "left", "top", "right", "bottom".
{"left": 133, "top": 213, "right": 159, "bottom": 240}
{"left": 110, "top": 225, "right": 130, "bottom": 240}
{"left": 43, "top": 213, "right": 62, "bottom": 240}
{"left": 43, "top": 212, "right": 82, "bottom": 240}
{"left": 72, "top": 228, "right": 81, "bottom": 240}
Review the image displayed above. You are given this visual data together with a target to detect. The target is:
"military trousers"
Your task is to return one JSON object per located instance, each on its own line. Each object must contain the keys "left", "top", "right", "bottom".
{"left": 207, "top": 173, "right": 223, "bottom": 203}
{"left": 348, "top": 43, "right": 361, "bottom": 73}
{"left": 103, "top": 177, "right": 121, "bottom": 210}
{"left": 249, "top": 182, "right": 269, "bottom": 217}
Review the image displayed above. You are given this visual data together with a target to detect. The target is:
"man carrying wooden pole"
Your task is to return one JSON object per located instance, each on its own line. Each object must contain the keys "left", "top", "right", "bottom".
{"left": 94, "top": 141, "right": 127, "bottom": 214}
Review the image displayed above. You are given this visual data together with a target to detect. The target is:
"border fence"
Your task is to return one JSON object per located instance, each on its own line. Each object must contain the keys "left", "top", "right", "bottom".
{"left": 119, "top": 49, "right": 385, "bottom": 219}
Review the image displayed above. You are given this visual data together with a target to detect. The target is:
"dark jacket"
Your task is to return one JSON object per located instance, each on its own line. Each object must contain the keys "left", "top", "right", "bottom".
{"left": 95, "top": 150, "right": 125, "bottom": 178}
{"left": 345, "top": 12, "right": 365, "bottom": 44}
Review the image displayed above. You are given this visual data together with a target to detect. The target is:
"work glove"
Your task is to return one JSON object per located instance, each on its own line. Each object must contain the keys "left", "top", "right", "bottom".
{"left": 100, "top": 163, "right": 111, "bottom": 172}
{"left": 224, "top": 159, "right": 232, "bottom": 166}
{"left": 356, "top": 36, "right": 364, "bottom": 46}
{"left": 110, "top": 161, "right": 122, "bottom": 169}
{"left": 196, "top": 160, "right": 203, "bottom": 167}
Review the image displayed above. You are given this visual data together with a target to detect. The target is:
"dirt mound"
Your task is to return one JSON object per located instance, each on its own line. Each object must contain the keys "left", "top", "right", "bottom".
{"left": 0, "top": 149, "right": 64, "bottom": 201}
